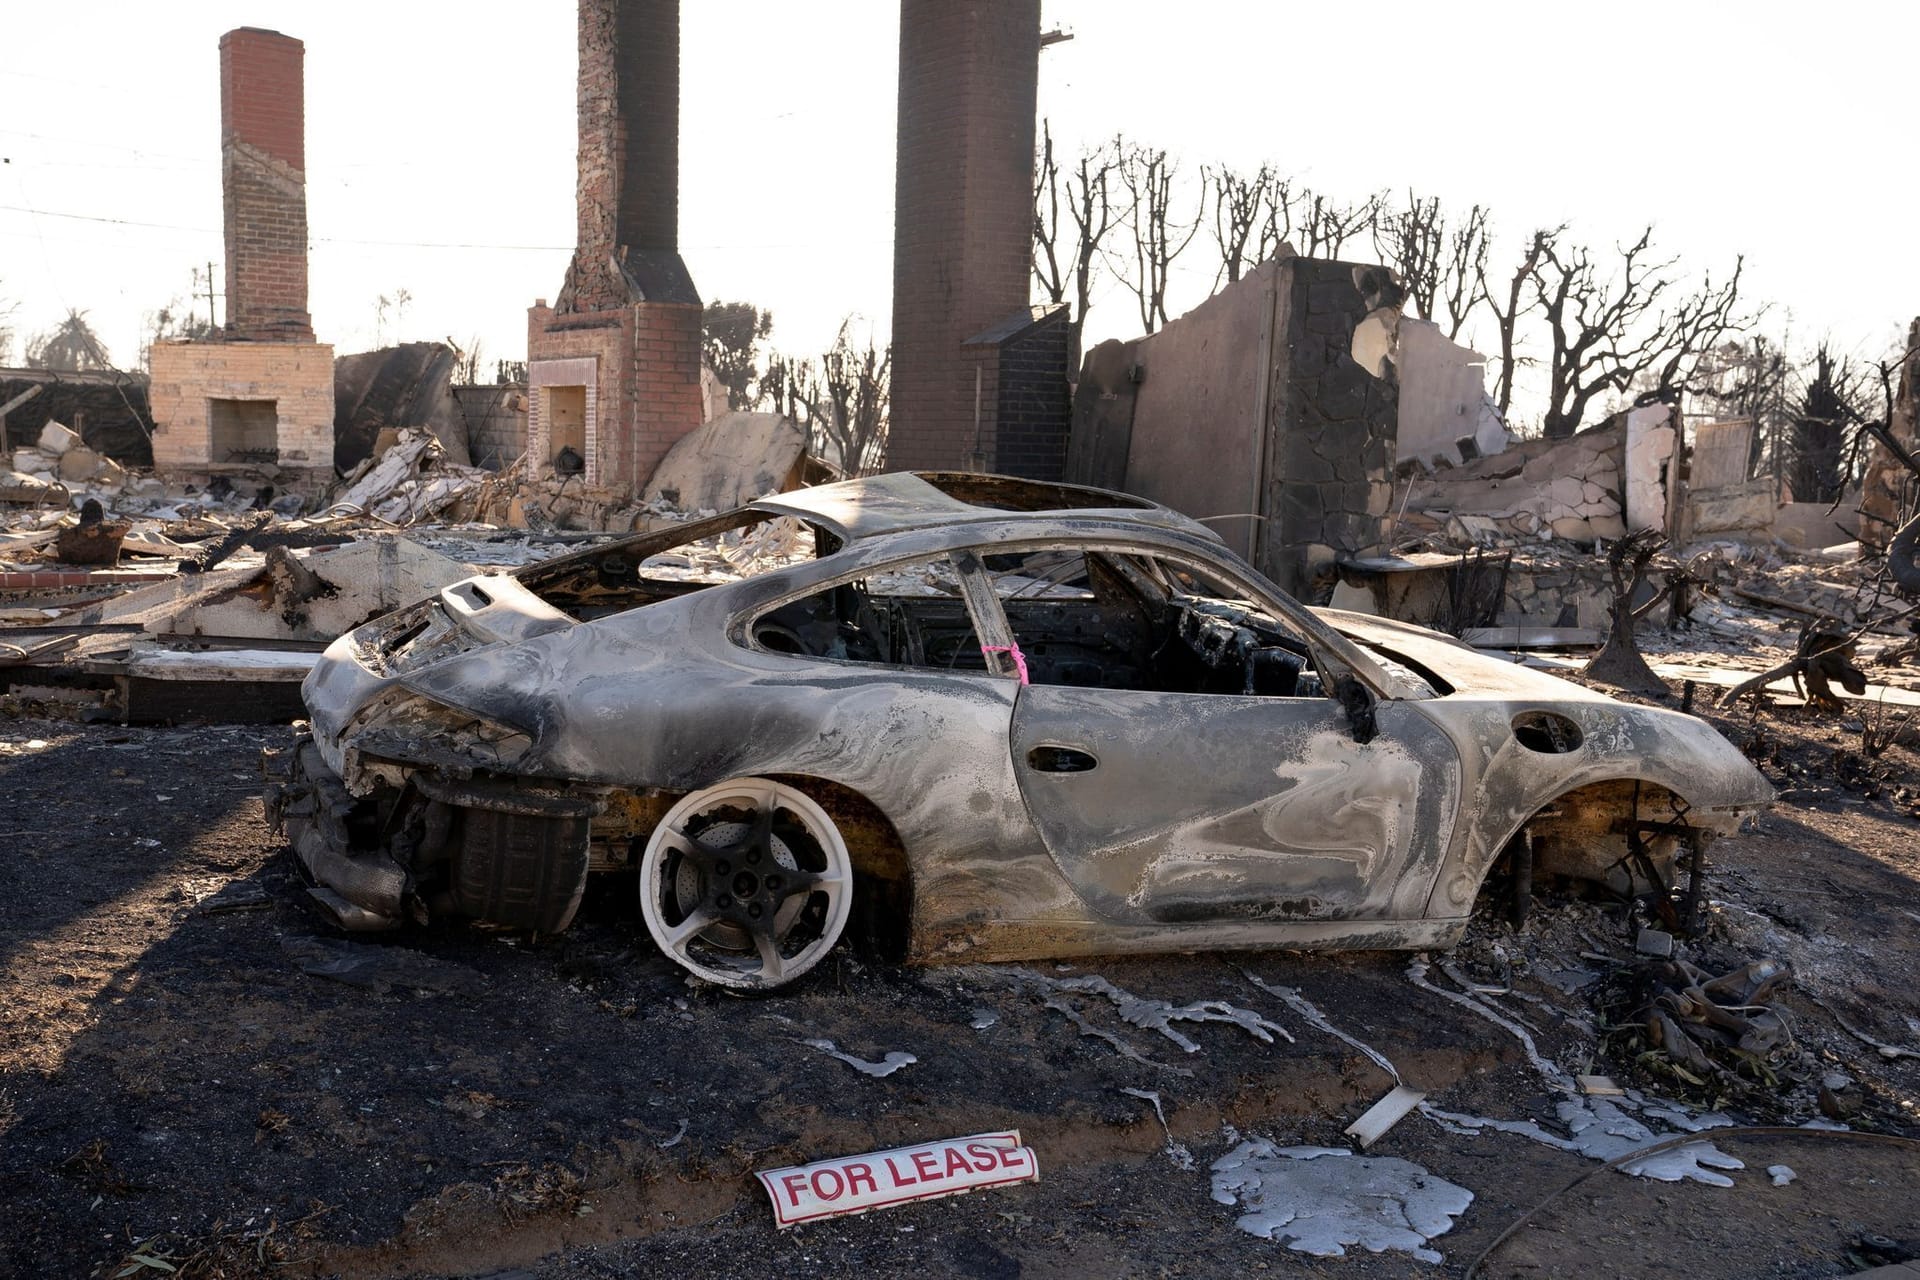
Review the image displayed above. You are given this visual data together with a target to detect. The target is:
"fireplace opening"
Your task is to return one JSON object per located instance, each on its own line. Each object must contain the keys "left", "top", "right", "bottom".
{"left": 209, "top": 397, "right": 280, "bottom": 464}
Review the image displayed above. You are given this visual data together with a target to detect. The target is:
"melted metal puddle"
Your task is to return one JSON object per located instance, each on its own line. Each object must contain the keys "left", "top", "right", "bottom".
{"left": 1210, "top": 1141, "right": 1473, "bottom": 1263}
{"left": 799, "top": 1037, "right": 917, "bottom": 1078}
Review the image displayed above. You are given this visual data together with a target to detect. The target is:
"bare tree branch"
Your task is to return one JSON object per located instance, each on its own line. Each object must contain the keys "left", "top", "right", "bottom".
{"left": 1479, "top": 226, "right": 1556, "bottom": 419}
{"left": 1299, "top": 190, "right": 1379, "bottom": 260}
{"left": 1207, "top": 162, "right": 1275, "bottom": 288}
{"left": 1113, "top": 145, "right": 1203, "bottom": 335}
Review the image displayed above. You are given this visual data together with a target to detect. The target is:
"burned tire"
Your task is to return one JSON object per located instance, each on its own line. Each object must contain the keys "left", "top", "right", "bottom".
{"left": 450, "top": 808, "right": 592, "bottom": 933}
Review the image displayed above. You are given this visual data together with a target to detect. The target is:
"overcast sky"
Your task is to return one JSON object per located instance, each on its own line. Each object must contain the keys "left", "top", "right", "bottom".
{"left": 3, "top": 1, "right": 1915, "bottom": 423}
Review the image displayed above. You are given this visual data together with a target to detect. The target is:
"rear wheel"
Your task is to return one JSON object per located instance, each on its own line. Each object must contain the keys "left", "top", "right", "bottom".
{"left": 639, "top": 778, "right": 852, "bottom": 991}
{"left": 450, "top": 808, "right": 593, "bottom": 933}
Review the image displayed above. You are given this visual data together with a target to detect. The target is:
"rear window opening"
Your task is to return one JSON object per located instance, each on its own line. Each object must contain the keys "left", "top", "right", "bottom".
{"left": 917, "top": 472, "right": 1156, "bottom": 513}
{"left": 520, "top": 513, "right": 824, "bottom": 621}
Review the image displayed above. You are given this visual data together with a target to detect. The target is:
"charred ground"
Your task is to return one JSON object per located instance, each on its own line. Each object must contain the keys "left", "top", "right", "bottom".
{"left": 0, "top": 684, "right": 1917, "bottom": 1280}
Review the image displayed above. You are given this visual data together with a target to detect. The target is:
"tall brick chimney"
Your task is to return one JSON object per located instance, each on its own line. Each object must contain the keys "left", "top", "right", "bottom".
{"left": 218, "top": 28, "right": 314, "bottom": 342}
{"left": 528, "top": 0, "right": 702, "bottom": 495}
{"left": 888, "top": 1, "right": 1043, "bottom": 472}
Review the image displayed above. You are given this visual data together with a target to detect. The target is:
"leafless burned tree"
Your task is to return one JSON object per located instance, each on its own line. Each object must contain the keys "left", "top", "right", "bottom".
{"left": 1114, "top": 145, "right": 1203, "bottom": 336}
{"left": 1583, "top": 528, "right": 1672, "bottom": 695}
{"left": 1530, "top": 226, "right": 1751, "bottom": 440}
{"left": 1207, "top": 162, "right": 1283, "bottom": 288}
{"left": 1371, "top": 192, "right": 1492, "bottom": 340}
{"left": 1298, "top": 190, "right": 1379, "bottom": 261}
{"left": 1478, "top": 227, "right": 1555, "bottom": 420}
{"left": 1033, "top": 121, "right": 1120, "bottom": 364}
{"left": 761, "top": 320, "right": 892, "bottom": 477}
{"left": 817, "top": 322, "right": 891, "bottom": 477}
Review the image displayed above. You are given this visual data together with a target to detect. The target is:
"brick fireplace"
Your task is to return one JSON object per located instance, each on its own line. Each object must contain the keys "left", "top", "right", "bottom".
{"left": 149, "top": 27, "right": 334, "bottom": 482}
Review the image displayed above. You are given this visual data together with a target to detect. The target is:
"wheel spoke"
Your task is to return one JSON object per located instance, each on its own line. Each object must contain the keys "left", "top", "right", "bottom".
{"left": 751, "top": 787, "right": 777, "bottom": 856}
{"left": 675, "top": 824, "right": 746, "bottom": 863}
{"left": 777, "top": 870, "right": 847, "bottom": 901}
{"left": 752, "top": 927, "right": 787, "bottom": 983}
{"left": 660, "top": 907, "right": 718, "bottom": 954}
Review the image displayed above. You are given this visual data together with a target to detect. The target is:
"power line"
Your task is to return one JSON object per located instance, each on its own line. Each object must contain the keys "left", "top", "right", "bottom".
{"left": 0, "top": 127, "right": 210, "bottom": 164}
{"left": 0, "top": 203, "right": 805, "bottom": 253}
{"left": 0, "top": 203, "right": 568, "bottom": 250}
{"left": 0, "top": 203, "right": 214, "bottom": 234}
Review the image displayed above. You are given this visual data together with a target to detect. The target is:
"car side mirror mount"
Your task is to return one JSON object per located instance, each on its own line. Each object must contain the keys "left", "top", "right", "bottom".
{"left": 1334, "top": 674, "right": 1378, "bottom": 745}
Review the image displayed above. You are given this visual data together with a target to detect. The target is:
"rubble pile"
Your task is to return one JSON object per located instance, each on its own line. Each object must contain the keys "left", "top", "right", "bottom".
{"left": 0, "top": 419, "right": 751, "bottom": 725}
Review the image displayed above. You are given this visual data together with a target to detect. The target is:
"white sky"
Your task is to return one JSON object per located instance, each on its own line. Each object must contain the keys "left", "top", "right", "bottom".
{"left": 3, "top": 1, "right": 1916, "bottom": 424}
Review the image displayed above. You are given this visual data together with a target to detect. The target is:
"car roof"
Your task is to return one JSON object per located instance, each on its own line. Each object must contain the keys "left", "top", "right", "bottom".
{"left": 750, "top": 471, "right": 1222, "bottom": 544}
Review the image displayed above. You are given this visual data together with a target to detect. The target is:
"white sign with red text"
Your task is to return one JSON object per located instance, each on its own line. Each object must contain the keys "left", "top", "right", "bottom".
{"left": 757, "top": 1130, "right": 1040, "bottom": 1228}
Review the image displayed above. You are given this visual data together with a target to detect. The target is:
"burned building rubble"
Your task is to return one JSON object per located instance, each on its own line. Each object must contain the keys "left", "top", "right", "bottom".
{"left": 1059, "top": 255, "right": 1913, "bottom": 671}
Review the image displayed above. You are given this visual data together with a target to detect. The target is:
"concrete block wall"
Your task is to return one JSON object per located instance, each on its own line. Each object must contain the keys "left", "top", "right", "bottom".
{"left": 990, "top": 306, "right": 1072, "bottom": 480}
{"left": 888, "top": 0, "right": 1041, "bottom": 471}
{"left": 148, "top": 340, "right": 334, "bottom": 474}
{"left": 219, "top": 28, "right": 313, "bottom": 342}
{"left": 453, "top": 385, "right": 529, "bottom": 470}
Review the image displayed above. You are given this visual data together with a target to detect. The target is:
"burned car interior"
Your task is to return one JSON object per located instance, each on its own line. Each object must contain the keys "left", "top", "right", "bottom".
{"left": 750, "top": 548, "right": 1330, "bottom": 699}
{"left": 514, "top": 494, "right": 1342, "bottom": 701}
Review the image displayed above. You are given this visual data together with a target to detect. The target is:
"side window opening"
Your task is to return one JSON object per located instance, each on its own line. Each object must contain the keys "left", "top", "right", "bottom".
{"left": 750, "top": 553, "right": 988, "bottom": 673}
{"left": 994, "top": 548, "right": 1330, "bottom": 699}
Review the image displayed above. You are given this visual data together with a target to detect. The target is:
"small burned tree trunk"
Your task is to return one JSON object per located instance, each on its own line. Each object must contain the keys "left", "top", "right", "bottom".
{"left": 1583, "top": 529, "right": 1671, "bottom": 695}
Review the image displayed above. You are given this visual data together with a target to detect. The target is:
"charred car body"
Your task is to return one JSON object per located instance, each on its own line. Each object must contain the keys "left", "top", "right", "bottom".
{"left": 268, "top": 472, "right": 1773, "bottom": 989}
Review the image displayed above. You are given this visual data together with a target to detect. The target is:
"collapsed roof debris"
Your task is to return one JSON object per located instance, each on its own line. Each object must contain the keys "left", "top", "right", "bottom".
{"left": 332, "top": 342, "right": 471, "bottom": 473}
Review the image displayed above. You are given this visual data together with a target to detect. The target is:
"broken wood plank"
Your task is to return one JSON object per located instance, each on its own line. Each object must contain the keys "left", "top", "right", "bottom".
{"left": 1343, "top": 1085, "right": 1428, "bottom": 1150}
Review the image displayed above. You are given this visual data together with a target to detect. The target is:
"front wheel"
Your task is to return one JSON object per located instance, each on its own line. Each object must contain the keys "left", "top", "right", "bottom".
{"left": 638, "top": 778, "right": 853, "bottom": 990}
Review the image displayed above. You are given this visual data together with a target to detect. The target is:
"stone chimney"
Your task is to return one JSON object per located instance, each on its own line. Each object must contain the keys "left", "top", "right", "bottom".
{"left": 218, "top": 28, "right": 314, "bottom": 342}
{"left": 557, "top": 0, "right": 696, "bottom": 312}
{"left": 527, "top": 0, "right": 702, "bottom": 494}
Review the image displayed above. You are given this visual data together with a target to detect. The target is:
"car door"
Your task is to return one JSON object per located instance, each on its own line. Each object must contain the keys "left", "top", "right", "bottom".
{"left": 995, "top": 543, "right": 1462, "bottom": 925}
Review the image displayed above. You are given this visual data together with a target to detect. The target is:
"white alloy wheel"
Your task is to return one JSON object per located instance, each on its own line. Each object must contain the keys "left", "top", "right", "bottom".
{"left": 639, "top": 778, "right": 853, "bottom": 990}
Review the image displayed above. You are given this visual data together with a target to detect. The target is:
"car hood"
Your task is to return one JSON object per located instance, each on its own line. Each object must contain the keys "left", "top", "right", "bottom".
{"left": 1312, "top": 609, "right": 1619, "bottom": 702}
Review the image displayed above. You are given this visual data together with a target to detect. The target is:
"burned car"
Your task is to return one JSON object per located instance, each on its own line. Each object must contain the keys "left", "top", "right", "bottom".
{"left": 269, "top": 472, "right": 1772, "bottom": 990}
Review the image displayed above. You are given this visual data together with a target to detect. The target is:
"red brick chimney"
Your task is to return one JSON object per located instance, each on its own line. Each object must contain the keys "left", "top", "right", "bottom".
{"left": 888, "top": 1, "right": 1042, "bottom": 471}
{"left": 219, "top": 28, "right": 314, "bottom": 342}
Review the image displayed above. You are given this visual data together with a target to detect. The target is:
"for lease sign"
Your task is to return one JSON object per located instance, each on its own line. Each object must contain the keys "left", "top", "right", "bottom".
{"left": 756, "top": 1130, "right": 1040, "bottom": 1228}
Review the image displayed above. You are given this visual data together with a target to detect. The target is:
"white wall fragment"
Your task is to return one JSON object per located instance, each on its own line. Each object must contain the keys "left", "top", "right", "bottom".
{"left": 1624, "top": 402, "right": 1677, "bottom": 533}
{"left": 1392, "top": 318, "right": 1510, "bottom": 469}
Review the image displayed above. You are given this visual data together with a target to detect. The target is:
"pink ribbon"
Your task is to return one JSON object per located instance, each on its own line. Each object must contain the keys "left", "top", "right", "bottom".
{"left": 981, "top": 643, "right": 1030, "bottom": 686}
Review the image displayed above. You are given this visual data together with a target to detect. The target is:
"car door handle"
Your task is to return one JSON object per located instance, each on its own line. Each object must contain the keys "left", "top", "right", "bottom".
{"left": 1027, "top": 745, "right": 1098, "bottom": 773}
